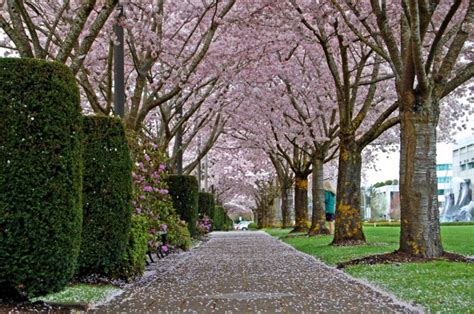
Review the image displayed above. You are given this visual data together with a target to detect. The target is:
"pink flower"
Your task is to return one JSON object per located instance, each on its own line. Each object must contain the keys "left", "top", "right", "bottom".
{"left": 144, "top": 154, "right": 150, "bottom": 161}
{"left": 143, "top": 185, "right": 153, "bottom": 192}
{"left": 139, "top": 195, "right": 146, "bottom": 200}
{"left": 159, "top": 189, "right": 168, "bottom": 195}
{"left": 159, "top": 164, "right": 166, "bottom": 171}
{"left": 135, "top": 207, "right": 142, "bottom": 214}
{"left": 160, "top": 224, "right": 168, "bottom": 232}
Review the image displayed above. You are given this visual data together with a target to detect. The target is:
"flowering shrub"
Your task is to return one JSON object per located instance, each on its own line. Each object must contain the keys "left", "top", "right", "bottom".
{"left": 127, "top": 132, "right": 191, "bottom": 256}
{"left": 196, "top": 215, "right": 212, "bottom": 235}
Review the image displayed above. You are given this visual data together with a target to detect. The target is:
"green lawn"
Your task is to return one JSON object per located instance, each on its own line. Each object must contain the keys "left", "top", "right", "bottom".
{"left": 265, "top": 226, "right": 474, "bottom": 313}
{"left": 33, "top": 284, "right": 120, "bottom": 307}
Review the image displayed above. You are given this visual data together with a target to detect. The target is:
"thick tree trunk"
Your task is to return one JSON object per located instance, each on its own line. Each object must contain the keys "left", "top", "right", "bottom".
{"left": 308, "top": 156, "right": 330, "bottom": 236}
{"left": 256, "top": 204, "right": 265, "bottom": 229}
{"left": 292, "top": 173, "right": 309, "bottom": 232}
{"left": 399, "top": 100, "right": 443, "bottom": 257}
{"left": 280, "top": 184, "right": 292, "bottom": 228}
{"left": 332, "top": 138, "right": 366, "bottom": 245}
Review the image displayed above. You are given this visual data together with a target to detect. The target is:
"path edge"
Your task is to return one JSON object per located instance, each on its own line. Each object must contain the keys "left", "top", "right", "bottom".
{"left": 262, "top": 231, "right": 424, "bottom": 314}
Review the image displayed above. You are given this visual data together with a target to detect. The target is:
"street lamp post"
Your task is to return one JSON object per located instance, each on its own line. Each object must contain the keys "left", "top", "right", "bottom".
{"left": 113, "top": 1, "right": 126, "bottom": 118}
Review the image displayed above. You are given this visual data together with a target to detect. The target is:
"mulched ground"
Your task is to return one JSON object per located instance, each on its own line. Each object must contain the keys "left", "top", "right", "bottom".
{"left": 336, "top": 251, "right": 474, "bottom": 269}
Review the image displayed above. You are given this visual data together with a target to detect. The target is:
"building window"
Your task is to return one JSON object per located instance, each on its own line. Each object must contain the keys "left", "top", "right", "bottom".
{"left": 436, "top": 164, "right": 452, "bottom": 171}
{"left": 468, "top": 162, "right": 474, "bottom": 169}
{"left": 437, "top": 177, "right": 452, "bottom": 183}
{"left": 453, "top": 149, "right": 459, "bottom": 156}
{"left": 461, "top": 164, "right": 467, "bottom": 171}
{"left": 437, "top": 189, "right": 445, "bottom": 196}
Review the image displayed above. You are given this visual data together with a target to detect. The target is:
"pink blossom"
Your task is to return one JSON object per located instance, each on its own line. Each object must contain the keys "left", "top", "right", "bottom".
{"left": 159, "top": 189, "right": 168, "bottom": 195}
{"left": 143, "top": 185, "right": 153, "bottom": 192}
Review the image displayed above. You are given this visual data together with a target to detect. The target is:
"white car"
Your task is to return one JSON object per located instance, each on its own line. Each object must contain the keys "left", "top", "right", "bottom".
{"left": 234, "top": 221, "right": 253, "bottom": 231}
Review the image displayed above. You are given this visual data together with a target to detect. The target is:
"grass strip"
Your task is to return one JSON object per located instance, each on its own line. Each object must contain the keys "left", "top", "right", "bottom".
{"left": 265, "top": 225, "right": 474, "bottom": 312}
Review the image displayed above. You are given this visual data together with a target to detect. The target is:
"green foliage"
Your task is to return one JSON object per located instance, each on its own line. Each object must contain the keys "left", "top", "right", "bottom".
{"left": 166, "top": 215, "right": 192, "bottom": 250}
{"left": 115, "top": 215, "right": 149, "bottom": 279}
{"left": 167, "top": 175, "right": 199, "bottom": 236}
{"left": 198, "top": 192, "right": 215, "bottom": 218}
{"left": 127, "top": 132, "right": 172, "bottom": 227}
{"left": 222, "top": 214, "right": 234, "bottom": 231}
{"left": 372, "top": 179, "right": 398, "bottom": 188}
{"left": 0, "top": 58, "right": 83, "bottom": 299}
{"left": 248, "top": 223, "right": 258, "bottom": 230}
{"left": 77, "top": 116, "right": 133, "bottom": 278}
{"left": 126, "top": 133, "right": 191, "bottom": 256}
{"left": 212, "top": 205, "right": 225, "bottom": 230}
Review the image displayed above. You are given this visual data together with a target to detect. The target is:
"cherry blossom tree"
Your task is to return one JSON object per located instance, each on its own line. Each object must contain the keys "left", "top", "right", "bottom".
{"left": 330, "top": 0, "right": 473, "bottom": 257}
{"left": 290, "top": 1, "right": 400, "bottom": 244}
{"left": 0, "top": 0, "right": 117, "bottom": 73}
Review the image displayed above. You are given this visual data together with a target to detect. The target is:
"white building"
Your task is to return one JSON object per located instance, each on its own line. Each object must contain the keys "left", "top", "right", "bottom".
{"left": 371, "top": 184, "right": 400, "bottom": 221}
{"left": 453, "top": 135, "right": 474, "bottom": 185}
{"left": 436, "top": 163, "right": 452, "bottom": 208}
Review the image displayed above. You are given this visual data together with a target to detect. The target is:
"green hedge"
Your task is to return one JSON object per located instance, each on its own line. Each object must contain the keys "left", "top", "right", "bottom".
{"left": 212, "top": 206, "right": 226, "bottom": 231}
{"left": 248, "top": 223, "right": 258, "bottom": 230}
{"left": 167, "top": 175, "right": 199, "bottom": 236}
{"left": 76, "top": 116, "right": 133, "bottom": 278}
{"left": 223, "top": 214, "right": 234, "bottom": 231}
{"left": 116, "top": 215, "right": 148, "bottom": 279}
{"left": 198, "top": 192, "right": 215, "bottom": 218}
{"left": 0, "top": 59, "right": 83, "bottom": 299}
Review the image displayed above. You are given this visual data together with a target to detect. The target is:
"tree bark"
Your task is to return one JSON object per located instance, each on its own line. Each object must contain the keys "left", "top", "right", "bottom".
{"left": 280, "top": 184, "right": 292, "bottom": 228}
{"left": 399, "top": 94, "right": 443, "bottom": 258}
{"left": 308, "top": 156, "right": 330, "bottom": 236}
{"left": 292, "top": 173, "right": 309, "bottom": 232}
{"left": 332, "top": 137, "right": 366, "bottom": 245}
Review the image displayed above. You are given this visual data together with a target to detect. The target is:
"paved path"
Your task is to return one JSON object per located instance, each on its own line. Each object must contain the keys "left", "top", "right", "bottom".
{"left": 98, "top": 231, "right": 419, "bottom": 313}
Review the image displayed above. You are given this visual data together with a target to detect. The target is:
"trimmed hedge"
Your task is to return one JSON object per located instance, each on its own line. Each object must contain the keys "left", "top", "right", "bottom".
{"left": 198, "top": 192, "right": 215, "bottom": 218}
{"left": 167, "top": 175, "right": 199, "bottom": 236}
{"left": 212, "top": 206, "right": 226, "bottom": 231}
{"left": 76, "top": 116, "right": 133, "bottom": 278}
{"left": 224, "top": 214, "right": 234, "bottom": 230}
{"left": 248, "top": 223, "right": 258, "bottom": 230}
{"left": 0, "top": 59, "right": 83, "bottom": 299}
{"left": 116, "top": 215, "right": 148, "bottom": 279}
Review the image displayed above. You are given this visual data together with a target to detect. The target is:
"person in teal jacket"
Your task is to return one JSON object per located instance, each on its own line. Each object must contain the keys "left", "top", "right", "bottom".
{"left": 324, "top": 181, "right": 336, "bottom": 235}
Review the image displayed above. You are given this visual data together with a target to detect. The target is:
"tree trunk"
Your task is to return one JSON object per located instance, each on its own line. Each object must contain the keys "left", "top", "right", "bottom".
{"left": 332, "top": 137, "right": 366, "bottom": 245}
{"left": 308, "top": 156, "right": 330, "bottom": 236}
{"left": 292, "top": 173, "right": 309, "bottom": 232}
{"left": 399, "top": 97, "right": 443, "bottom": 257}
{"left": 256, "top": 204, "right": 264, "bottom": 229}
{"left": 280, "top": 184, "right": 292, "bottom": 228}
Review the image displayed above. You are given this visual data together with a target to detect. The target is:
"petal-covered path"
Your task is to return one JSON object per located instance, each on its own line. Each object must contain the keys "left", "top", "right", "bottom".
{"left": 98, "top": 231, "right": 419, "bottom": 313}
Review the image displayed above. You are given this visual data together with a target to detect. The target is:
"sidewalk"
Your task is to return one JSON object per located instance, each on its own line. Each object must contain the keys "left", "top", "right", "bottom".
{"left": 97, "top": 231, "right": 419, "bottom": 313}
